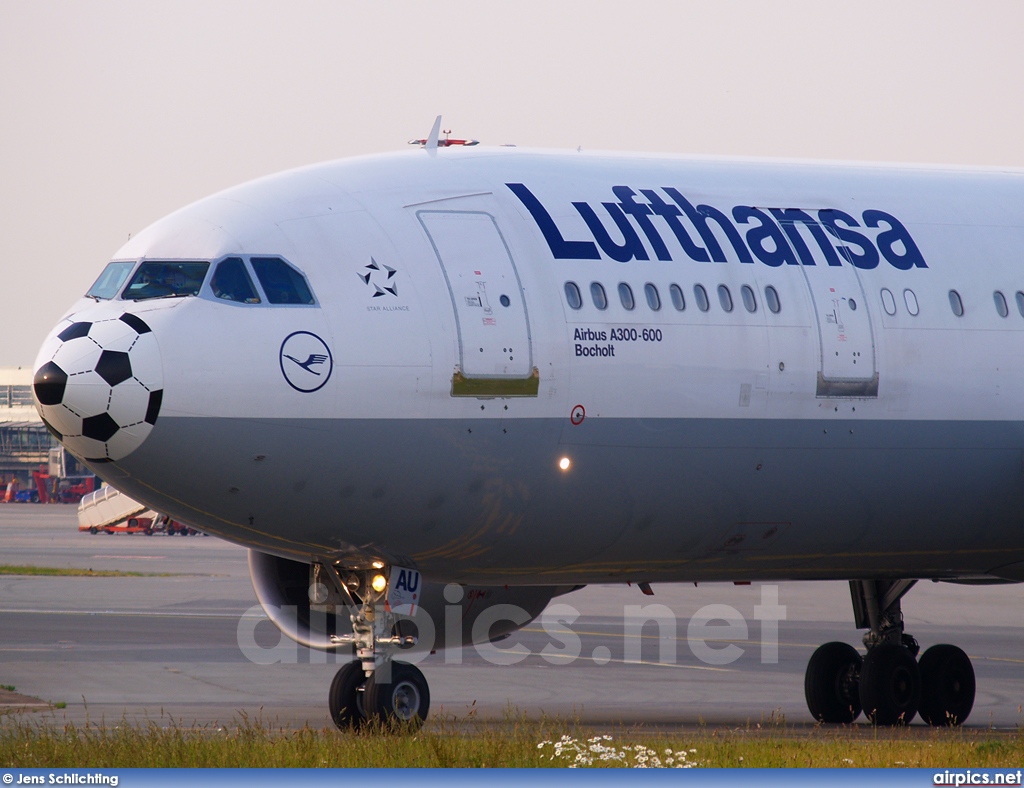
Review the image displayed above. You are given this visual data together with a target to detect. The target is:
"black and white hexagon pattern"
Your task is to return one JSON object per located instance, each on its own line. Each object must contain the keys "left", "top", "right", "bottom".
{"left": 33, "top": 313, "right": 163, "bottom": 463}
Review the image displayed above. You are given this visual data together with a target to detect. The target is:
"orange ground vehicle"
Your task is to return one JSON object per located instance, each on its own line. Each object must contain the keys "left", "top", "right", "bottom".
{"left": 80, "top": 514, "right": 156, "bottom": 535}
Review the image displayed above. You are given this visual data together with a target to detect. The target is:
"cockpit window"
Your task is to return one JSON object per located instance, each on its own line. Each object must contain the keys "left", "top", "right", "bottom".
{"left": 251, "top": 257, "right": 315, "bottom": 305}
{"left": 86, "top": 262, "right": 135, "bottom": 300}
{"left": 123, "top": 261, "right": 210, "bottom": 301}
{"left": 211, "top": 257, "right": 260, "bottom": 304}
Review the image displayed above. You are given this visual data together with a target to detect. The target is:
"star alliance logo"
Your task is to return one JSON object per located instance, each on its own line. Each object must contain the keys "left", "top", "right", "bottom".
{"left": 359, "top": 258, "right": 398, "bottom": 297}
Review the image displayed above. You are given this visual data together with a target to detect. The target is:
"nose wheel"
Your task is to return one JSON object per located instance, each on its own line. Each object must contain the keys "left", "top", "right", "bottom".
{"left": 328, "top": 661, "right": 367, "bottom": 730}
{"left": 365, "top": 662, "right": 430, "bottom": 726}
{"left": 803, "top": 579, "right": 976, "bottom": 726}
{"left": 329, "top": 660, "right": 429, "bottom": 730}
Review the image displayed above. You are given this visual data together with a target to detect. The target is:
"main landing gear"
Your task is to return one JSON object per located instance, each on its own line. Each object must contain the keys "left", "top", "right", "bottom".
{"left": 804, "top": 579, "right": 976, "bottom": 726}
{"left": 317, "top": 564, "right": 430, "bottom": 730}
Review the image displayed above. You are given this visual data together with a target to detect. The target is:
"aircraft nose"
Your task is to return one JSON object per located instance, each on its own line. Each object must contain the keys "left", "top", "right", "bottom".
{"left": 33, "top": 311, "right": 164, "bottom": 463}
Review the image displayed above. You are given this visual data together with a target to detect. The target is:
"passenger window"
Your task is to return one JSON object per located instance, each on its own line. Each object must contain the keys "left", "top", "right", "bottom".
{"left": 994, "top": 290, "right": 1009, "bottom": 318}
{"left": 251, "top": 257, "right": 315, "bottom": 305}
{"left": 717, "top": 285, "right": 733, "bottom": 312}
{"left": 590, "top": 282, "right": 608, "bottom": 310}
{"left": 903, "top": 289, "right": 919, "bottom": 316}
{"left": 669, "top": 284, "right": 685, "bottom": 311}
{"left": 644, "top": 283, "right": 661, "bottom": 311}
{"left": 880, "top": 288, "right": 897, "bottom": 315}
{"left": 211, "top": 258, "right": 261, "bottom": 303}
{"left": 1016, "top": 291, "right": 1024, "bottom": 318}
{"left": 123, "top": 261, "right": 210, "bottom": 301}
{"left": 694, "top": 284, "right": 710, "bottom": 312}
{"left": 949, "top": 290, "right": 964, "bottom": 317}
{"left": 564, "top": 281, "right": 582, "bottom": 310}
{"left": 741, "top": 285, "right": 757, "bottom": 313}
{"left": 618, "top": 282, "right": 635, "bottom": 310}
{"left": 764, "top": 285, "right": 781, "bottom": 314}
{"left": 87, "top": 262, "right": 135, "bottom": 300}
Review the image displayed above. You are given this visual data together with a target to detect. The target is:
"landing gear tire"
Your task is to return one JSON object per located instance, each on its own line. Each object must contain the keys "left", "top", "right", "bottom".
{"left": 805, "top": 641, "right": 862, "bottom": 723}
{"left": 89, "top": 527, "right": 97, "bottom": 535}
{"left": 364, "top": 661, "right": 430, "bottom": 728}
{"left": 328, "top": 661, "right": 367, "bottom": 730}
{"left": 918, "top": 644, "right": 975, "bottom": 726}
{"left": 859, "top": 643, "right": 920, "bottom": 725}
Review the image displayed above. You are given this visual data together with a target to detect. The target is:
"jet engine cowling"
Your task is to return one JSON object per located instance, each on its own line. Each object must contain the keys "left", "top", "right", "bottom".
{"left": 248, "top": 550, "right": 569, "bottom": 652}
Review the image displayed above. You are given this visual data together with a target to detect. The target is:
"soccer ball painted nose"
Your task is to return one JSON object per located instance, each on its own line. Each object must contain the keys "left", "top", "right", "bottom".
{"left": 33, "top": 312, "right": 164, "bottom": 463}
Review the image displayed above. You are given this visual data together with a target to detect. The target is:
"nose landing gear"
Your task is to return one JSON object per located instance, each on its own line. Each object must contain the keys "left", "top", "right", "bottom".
{"left": 319, "top": 563, "right": 430, "bottom": 730}
{"left": 804, "top": 579, "right": 976, "bottom": 726}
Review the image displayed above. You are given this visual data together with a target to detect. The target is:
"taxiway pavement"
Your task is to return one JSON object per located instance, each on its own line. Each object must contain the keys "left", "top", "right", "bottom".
{"left": 1, "top": 506, "right": 1022, "bottom": 730}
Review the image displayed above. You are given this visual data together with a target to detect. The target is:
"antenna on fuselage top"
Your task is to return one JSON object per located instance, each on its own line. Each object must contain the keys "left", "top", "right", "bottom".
{"left": 425, "top": 115, "right": 442, "bottom": 150}
{"left": 408, "top": 115, "right": 479, "bottom": 153}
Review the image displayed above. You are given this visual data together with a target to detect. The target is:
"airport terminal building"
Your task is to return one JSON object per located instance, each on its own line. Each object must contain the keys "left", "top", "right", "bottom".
{"left": 0, "top": 367, "right": 50, "bottom": 480}
{"left": 1, "top": 367, "right": 99, "bottom": 501}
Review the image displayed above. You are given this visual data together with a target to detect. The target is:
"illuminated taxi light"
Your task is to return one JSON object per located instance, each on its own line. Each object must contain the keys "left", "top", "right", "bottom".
{"left": 558, "top": 457, "right": 571, "bottom": 471}
{"left": 371, "top": 574, "right": 387, "bottom": 593}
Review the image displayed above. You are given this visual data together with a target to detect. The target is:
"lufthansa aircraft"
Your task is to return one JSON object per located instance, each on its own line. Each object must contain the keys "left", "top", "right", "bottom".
{"left": 32, "top": 117, "right": 1024, "bottom": 728}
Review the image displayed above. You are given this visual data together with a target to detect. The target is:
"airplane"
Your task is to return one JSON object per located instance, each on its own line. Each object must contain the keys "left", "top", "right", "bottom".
{"left": 31, "top": 116, "right": 1024, "bottom": 729}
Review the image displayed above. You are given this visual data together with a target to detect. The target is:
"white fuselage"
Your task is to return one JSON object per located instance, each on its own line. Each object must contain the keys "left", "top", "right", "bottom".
{"left": 34, "top": 147, "right": 1024, "bottom": 584}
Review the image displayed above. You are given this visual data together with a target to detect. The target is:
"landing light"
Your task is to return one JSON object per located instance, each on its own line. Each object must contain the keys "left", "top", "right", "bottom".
{"left": 371, "top": 574, "right": 387, "bottom": 593}
{"left": 558, "top": 457, "right": 571, "bottom": 471}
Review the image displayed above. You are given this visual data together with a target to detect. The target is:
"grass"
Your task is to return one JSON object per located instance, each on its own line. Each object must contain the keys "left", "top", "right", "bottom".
{"left": 0, "top": 565, "right": 176, "bottom": 578}
{"left": 0, "top": 687, "right": 13, "bottom": 693}
{"left": 0, "top": 714, "right": 1022, "bottom": 768}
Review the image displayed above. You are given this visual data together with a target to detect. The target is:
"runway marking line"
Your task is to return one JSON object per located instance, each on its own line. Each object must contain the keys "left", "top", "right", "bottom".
{"left": 496, "top": 648, "right": 733, "bottom": 672}
{"left": 0, "top": 608, "right": 244, "bottom": 618}
{"left": 523, "top": 628, "right": 1021, "bottom": 665}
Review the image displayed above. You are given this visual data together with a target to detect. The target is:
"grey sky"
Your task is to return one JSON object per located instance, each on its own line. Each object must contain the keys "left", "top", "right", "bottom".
{"left": 2, "top": 1, "right": 1022, "bottom": 368}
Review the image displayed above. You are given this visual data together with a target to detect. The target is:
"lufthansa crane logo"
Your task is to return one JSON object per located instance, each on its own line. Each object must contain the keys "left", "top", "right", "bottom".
{"left": 279, "top": 331, "right": 333, "bottom": 392}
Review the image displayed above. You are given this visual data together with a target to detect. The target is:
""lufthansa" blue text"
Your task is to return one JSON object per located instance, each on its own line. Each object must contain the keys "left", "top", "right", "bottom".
{"left": 507, "top": 183, "right": 926, "bottom": 270}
